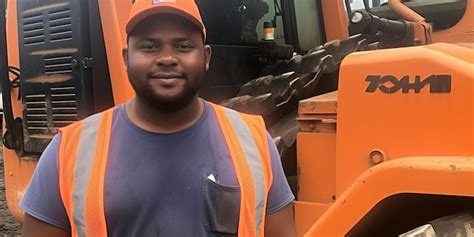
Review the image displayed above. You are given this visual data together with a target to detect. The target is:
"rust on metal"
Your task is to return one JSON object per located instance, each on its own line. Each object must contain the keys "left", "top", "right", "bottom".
{"left": 299, "top": 91, "right": 338, "bottom": 115}
{"left": 22, "top": 2, "right": 69, "bottom": 14}
{"left": 298, "top": 91, "right": 338, "bottom": 133}
{"left": 298, "top": 117, "right": 337, "bottom": 133}
{"left": 369, "top": 149, "right": 387, "bottom": 165}
{"left": 29, "top": 134, "right": 55, "bottom": 139}
{"left": 29, "top": 48, "right": 78, "bottom": 56}
{"left": 26, "top": 74, "right": 72, "bottom": 84}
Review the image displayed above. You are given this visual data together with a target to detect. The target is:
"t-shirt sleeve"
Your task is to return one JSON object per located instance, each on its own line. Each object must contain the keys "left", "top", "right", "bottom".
{"left": 20, "top": 134, "right": 70, "bottom": 230}
{"left": 265, "top": 133, "right": 295, "bottom": 214}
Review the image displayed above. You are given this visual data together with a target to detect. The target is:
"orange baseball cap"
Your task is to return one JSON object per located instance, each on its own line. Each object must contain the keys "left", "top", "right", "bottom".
{"left": 125, "top": 0, "right": 206, "bottom": 39}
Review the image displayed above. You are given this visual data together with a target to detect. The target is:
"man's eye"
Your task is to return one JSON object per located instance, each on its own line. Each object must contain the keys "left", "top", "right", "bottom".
{"left": 141, "top": 44, "right": 158, "bottom": 50}
{"left": 176, "top": 44, "right": 193, "bottom": 51}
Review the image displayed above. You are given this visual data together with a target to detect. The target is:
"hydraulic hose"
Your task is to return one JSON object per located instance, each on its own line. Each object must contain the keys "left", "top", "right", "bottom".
{"left": 351, "top": 10, "right": 407, "bottom": 37}
{"left": 0, "top": 0, "right": 22, "bottom": 151}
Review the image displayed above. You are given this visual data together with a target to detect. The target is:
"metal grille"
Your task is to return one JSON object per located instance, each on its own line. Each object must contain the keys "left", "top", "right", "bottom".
{"left": 24, "top": 94, "right": 48, "bottom": 132}
{"left": 44, "top": 54, "right": 73, "bottom": 75}
{"left": 18, "top": 1, "right": 93, "bottom": 153}
{"left": 24, "top": 86, "right": 78, "bottom": 133}
{"left": 50, "top": 86, "right": 78, "bottom": 129}
{"left": 22, "top": 5, "right": 72, "bottom": 46}
{"left": 49, "top": 7, "right": 72, "bottom": 42}
{"left": 23, "top": 12, "right": 45, "bottom": 46}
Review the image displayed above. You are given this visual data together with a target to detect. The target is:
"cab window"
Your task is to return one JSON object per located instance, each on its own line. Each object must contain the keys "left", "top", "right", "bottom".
{"left": 293, "top": 0, "right": 324, "bottom": 51}
{"left": 244, "top": 0, "right": 285, "bottom": 44}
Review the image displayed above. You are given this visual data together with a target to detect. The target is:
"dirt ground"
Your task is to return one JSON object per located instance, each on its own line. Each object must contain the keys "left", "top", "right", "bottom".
{"left": 0, "top": 147, "right": 22, "bottom": 235}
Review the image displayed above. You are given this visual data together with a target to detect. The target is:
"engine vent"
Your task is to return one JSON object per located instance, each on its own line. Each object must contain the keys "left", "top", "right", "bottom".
{"left": 24, "top": 86, "right": 78, "bottom": 136}
{"left": 23, "top": 12, "right": 45, "bottom": 46}
{"left": 18, "top": 0, "right": 99, "bottom": 154}
{"left": 50, "top": 86, "right": 78, "bottom": 129}
{"left": 22, "top": 4, "right": 72, "bottom": 46}
{"left": 44, "top": 54, "right": 73, "bottom": 75}
{"left": 49, "top": 7, "right": 72, "bottom": 43}
{"left": 24, "top": 94, "right": 48, "bottom": 133}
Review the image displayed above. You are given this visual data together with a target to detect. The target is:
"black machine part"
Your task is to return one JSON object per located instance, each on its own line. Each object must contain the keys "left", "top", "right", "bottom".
{"left": 222, "top": 34, "right": 380, "bottom": 157}
{"left": 221, "top": 34, "right": 380, "bottom": 192}
{"left": 10, "top": 0, "right": 114, "bottom": 156}
{"left": 349, "top": 11, "right": 414, "bottom": 48}
{"left": 17, "top": 0, "right": 96, "bottom": 154}
{"left": 1, "top": 0, "right": 24, "bottom": 154}
{"left": 256, "top": 40, "right": 294, "bottom": 64}
{"left": 430, "top": 211, "right": 474, "bottom": 236}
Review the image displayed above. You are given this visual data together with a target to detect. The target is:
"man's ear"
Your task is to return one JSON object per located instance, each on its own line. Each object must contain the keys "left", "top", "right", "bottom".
{"left": 204, "top": 45, "right": 212, "bottom": 71}
{"left": 122, "top": 48, "right": 128, "bottom": 70}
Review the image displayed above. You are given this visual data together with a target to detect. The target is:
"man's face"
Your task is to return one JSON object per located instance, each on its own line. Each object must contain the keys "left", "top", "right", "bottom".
{"left": 124, "top": 14, "right": 211, "bottom": 111}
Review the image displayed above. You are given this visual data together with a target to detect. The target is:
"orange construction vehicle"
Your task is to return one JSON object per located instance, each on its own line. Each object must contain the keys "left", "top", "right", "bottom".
{"left": 1, "top": 0, "right": 473, "bottom": 236}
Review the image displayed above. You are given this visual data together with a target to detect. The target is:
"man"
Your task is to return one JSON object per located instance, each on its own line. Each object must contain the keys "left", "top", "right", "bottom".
{"left": 20, "top": 0, "right": 296, "bottom": 236}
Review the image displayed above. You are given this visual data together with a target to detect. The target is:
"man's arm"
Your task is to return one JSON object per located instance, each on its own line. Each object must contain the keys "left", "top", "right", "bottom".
{"left": 263, "top": 132, "right": 297, "bottom": 237}
{"left": 20, "top": 135, "right": 71, "bottom": 235}
{"left": 265, "top": 202, "right": 296, "bottom": 237}
{"left": 23, "top": 213, "right": 69, "bottom": 237}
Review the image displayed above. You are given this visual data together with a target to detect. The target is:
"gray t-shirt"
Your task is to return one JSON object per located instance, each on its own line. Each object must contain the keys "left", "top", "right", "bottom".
{"left": 20, "top": 101, "right": 294, "bottom": 236}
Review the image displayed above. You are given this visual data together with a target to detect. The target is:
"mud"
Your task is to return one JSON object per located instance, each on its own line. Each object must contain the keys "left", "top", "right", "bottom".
{"left": 0, "top": 147, "right": 22, "bottom": 235}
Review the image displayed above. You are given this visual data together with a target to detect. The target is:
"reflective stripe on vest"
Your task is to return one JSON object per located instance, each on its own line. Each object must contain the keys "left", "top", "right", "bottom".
{"left": 59, "top": 108, "right": 114, "bottom": 237}
{"left": 58, "top": 104, "right": 272, "bottom": 237}
{"left": 210, "top": 103, "right": 272, "bottom": 237}
{"left": 72, "top": 113, "right": 101, "bottom": 237}
{"left": 218, "top": 105, "right": 266, "bottom": 232}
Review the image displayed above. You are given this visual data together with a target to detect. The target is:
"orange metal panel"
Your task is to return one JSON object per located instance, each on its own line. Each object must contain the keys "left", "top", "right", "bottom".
{"left": 295, "top": 201, "right": 330, "bottom": 237}
{"left": 297, "top": 132, "right": 336, "bottom": 203}
{"left": 304, "top": 156, "right": 474, "bottom": 236}
{"left": 97, "top": 0, "right": 134, "bottom": 105}
{"left": 299, "top": 91, "right": 338, "bottom": 115}
{"left": 320, "top": 0, "right": 349, "bottom": 41}
{"left": 3, "top": 0, "right": 34, "bottom": 224}
{"left": 424, "top": 43, "right": 474, "bottom": 64}
{"left": 432, "top": 0, "right": 474, "bottom": 43}
{"left": 336, "top": 43, "right": 474, "bottom": 196}
{"left": 3, "top": 151, "right": 37, "bottom": 223}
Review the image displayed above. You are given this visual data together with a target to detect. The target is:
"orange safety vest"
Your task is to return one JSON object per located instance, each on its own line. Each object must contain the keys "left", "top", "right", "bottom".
{"left": 58, "top": 103, "right": 273, "bottom": 237}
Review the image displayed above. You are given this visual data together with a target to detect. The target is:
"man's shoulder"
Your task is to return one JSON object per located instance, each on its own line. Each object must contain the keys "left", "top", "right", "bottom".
{"left": 205, "top": 100, "right": 263, "bottom": 120}
{"left": 205, "top": 100, "right": 268, "bottom": 142}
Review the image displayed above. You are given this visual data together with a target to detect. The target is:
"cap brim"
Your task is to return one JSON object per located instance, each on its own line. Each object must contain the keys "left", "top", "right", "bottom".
{"left": 125, "top": 6, "right": 205, "bottom": 35}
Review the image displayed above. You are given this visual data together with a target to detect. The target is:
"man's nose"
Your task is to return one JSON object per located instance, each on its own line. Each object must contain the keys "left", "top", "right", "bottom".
{"left": 155, "top": 46, "right": 178, "bottom": 67}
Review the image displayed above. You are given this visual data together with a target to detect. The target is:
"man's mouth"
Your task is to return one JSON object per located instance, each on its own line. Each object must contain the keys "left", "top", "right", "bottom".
{"left": 150, "top": 73, "right": 185, "bottom": 80}
{"left": 149, "top": 73, "right": 185, "bottom": 87}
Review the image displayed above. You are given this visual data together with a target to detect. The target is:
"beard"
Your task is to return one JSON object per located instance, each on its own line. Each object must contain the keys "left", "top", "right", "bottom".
{"left": 128, "top": 71, "right": 203, "bottom": 112}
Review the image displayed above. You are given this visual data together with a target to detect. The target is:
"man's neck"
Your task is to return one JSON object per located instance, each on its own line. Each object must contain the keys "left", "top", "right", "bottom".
{"left": 125, "top": 97, "right": 204, "bottom": 134}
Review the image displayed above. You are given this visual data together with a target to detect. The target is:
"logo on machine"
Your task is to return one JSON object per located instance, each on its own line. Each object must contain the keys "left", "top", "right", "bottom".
{"left": 153, "top": 0, "right": 175, "bottom": 3}
{"left": 365, "top": 75, "right": 452, "bottom": 94}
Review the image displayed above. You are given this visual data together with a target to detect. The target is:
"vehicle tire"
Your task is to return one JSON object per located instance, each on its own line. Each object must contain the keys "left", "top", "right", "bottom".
{"left": 220, "top": 34, "right": 379, "bottom": 191}
{"left": 399, "top": 211, "right": 474, "bottom": 237}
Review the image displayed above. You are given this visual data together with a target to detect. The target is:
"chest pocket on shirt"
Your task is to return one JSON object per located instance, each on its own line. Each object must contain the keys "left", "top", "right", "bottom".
{"left": 202, "top": 178, "right": 240, "bottom": 236}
